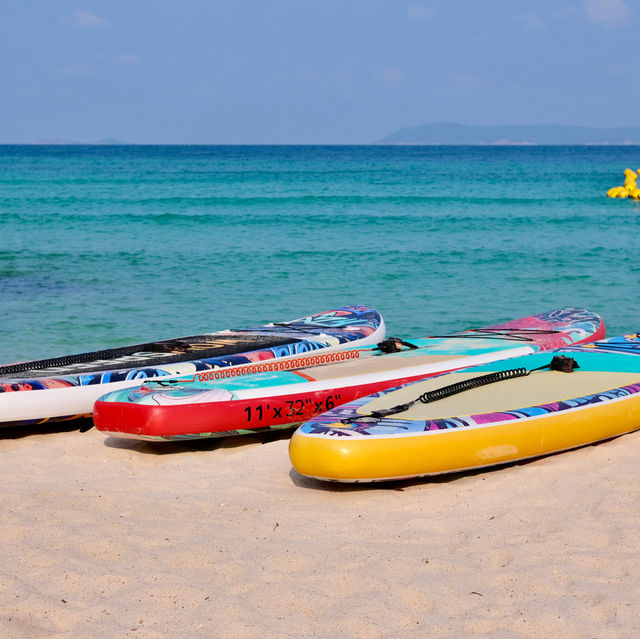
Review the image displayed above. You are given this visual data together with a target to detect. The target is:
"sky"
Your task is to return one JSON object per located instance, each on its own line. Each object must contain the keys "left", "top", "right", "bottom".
{"left": 0, "top": 0, "right": 638, "bottom": 144}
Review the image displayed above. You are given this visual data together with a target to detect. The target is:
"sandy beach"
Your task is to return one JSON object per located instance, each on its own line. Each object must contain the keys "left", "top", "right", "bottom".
{"left": 1, "top": 422, "right": 639, "bottom": 638}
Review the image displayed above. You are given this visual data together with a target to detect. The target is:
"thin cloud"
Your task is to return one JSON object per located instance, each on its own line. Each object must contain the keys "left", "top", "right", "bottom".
{"left": 54, "top": 62, "right": 93, "bottom": 79}
{"left": 15, "top": 83, "right": 43, "bottom": 98}
{"left": 115, "top": 53, "right": 141, "bottom": 66}
{"left": 376, "top": 67, "right": 405, "bottom": 88}
{"left": 449, "top": 73, "right": 485, "bottom": 89}
{"left": 517, "top": 13, "right": 549, "bottom": 30}
{"left": 603, "top": 64, "right": 625, "bottom": 77}
{"left": 64, "top": 10, "right": 110, "bottom": 28}
{"left": 407, "top": 4, "right": 432, "bottom": 22}
{"left": 552, "top": 6, "right": 580, "bottom": 20}
{"left": 584, "top": 0, "right": 629, "bottom": 26}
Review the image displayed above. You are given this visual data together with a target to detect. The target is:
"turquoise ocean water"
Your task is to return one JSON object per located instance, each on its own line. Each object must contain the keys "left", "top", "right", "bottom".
{"left": 1, "top": 145, "right": 639, "bottom": 363}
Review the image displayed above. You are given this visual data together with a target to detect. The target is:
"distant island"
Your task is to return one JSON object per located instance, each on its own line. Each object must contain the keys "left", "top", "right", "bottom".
{"left": 376, "top": 123, "right": 640, "bottom": 145}
{"left": 33, "top": 137, "right": 128, "bottom": 145}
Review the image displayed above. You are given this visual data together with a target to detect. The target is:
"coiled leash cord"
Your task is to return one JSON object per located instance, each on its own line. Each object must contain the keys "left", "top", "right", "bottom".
{"left": 341, "top": 355, "right": 578, "bottom": 424}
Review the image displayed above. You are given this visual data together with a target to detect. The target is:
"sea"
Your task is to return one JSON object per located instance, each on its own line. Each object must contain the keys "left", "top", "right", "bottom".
{"left": 1, "top": 144, "right": 639, "bottom": 363}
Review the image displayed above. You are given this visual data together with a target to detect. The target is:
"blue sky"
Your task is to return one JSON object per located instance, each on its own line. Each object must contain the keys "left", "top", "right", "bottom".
{"left": 1, "top": 0, "right": 638, "bottom": 143}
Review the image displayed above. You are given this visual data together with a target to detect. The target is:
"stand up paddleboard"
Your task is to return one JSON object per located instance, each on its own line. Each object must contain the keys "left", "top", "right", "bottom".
{"left": 93, "top": 308, "right": 604, "bottom": 441}
{"left": 289, "top": 333, "right": 640, "bottom": 483}
{"left": 0, "top": 305, "right": 384, "bottom": 428}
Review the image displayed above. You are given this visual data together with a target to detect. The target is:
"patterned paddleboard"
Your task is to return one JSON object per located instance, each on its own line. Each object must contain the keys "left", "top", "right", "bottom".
{"left": 93, "top": 308, "right": 604, "bottom": 441}
{"left": 0, "top": 305, "right": 384, "bottom": 427}
{"left": 289, "top": 333, "right": 640, "bottom": 482}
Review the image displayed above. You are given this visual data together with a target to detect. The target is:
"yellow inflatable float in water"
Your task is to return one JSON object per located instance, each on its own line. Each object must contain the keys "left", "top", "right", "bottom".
{"left": 608, "top": 168, "right": 639, "bottom": 199}
{"left": 606, "top": 185, "right": 629, "bottom": 198}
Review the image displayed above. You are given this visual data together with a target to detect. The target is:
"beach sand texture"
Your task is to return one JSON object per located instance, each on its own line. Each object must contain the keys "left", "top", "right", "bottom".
{"left": 1, "top": 425, "right": 639, "bottom": 638}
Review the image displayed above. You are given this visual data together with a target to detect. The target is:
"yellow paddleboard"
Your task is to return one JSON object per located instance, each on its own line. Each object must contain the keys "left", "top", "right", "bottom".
{"left": 289, "top": 335, "right": 640, "bottom": 482}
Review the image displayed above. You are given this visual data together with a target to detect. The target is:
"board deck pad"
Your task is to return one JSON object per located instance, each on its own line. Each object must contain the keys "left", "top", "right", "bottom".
{"left": 358, "top": 369, "right": 640, "bottom": 420}
{"left": 0, "top": 334, "right": 303, "bottom": 378}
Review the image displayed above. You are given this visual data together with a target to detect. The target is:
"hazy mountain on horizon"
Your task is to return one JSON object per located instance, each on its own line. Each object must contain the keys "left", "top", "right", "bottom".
{"left": 31, "top": 137, "right": 128, "bottom": 145}
{"left": 376, "top": 123, "right": 640, "bottom": 145}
